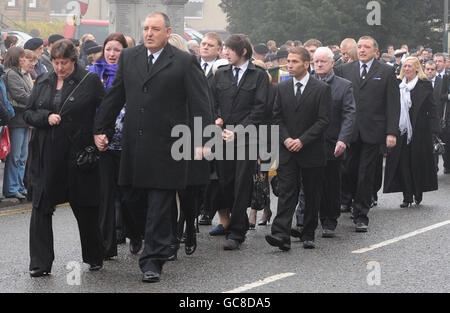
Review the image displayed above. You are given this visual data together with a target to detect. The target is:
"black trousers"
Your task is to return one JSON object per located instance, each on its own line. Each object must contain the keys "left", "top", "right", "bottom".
{"left": 98, "top": 150, "right": 122, "bottom": 258}
{"left": 218, "top": 158, "right": 255, "bottom": 243}
{"left": 398, "top": 135, "right": 421, "bottom": 203}
{"left": 341, "top": 140, "right": 380, "bottom": 225}
{"left": 29, "top": 200, "right": 105, "bottom": 271}
{"left": 373, "top": 151, "right": 384, "bottom": 201}
{"left": 99, "top": 151, "right": 145, "bottom": 258}
{"left": 178, "top": 186, "right": 204, "bottom": 238}
{"left": 441, "top": 129, "right": 450, "bottom": 170}
{"left": 271, "top": 157, "right": 324, "bottom": 242}
{"left": 320, "top": 159, "right": 342, "bottom": 231}
{"left": 139, "top": 189, "right": 177, "bottom": 274}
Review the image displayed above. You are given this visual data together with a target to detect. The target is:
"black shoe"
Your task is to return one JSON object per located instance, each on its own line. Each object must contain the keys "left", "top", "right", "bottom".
{"left": 265, "top": 234, "right": 290, "bottom": 251}
{"left": 400, "top": 202, "right": 412, "bottom": 208}
{"left": 223, "top": 239, "right": 241, "bottom": 250}
{"left": 30, "top": 269, "right": 51, "bottom": 277}
{"left": 414, "top": 196, "right": 422, "bottom": 205}
{"left": 444, "top": 168, "right": 450, "bottom": 174}
{"left": 142, "top": 271, "right": 160, "bottom": 283}
{"left": 130, "top": 239, "right": 143, "bottom": 255}
{"left": 249, "top": 223, "right": 255, "bottom": 230}
{"left": 258, "top": 211, "right": 273, "bottom": 226}
{"left": 303, "top": 240, "right": 315, "bottom": 249}
{"left": 179, "top": 232, "right": 187, "bottom": 244}
{"left": 198, "top": 215, "right": 212, "bottom": 226}
{"left": 290, "top": 226, "right": 303, "bottom": 239}
{"left": 355, "top": 223, "right": 368, "bottom": 233}
{"left": 5, "top": 192, "right": 25, "bottom": 200}
{"left": 340, "top": 204, "right": 351, "bottom": 213}
{"left": 185, "top": 233, "right": 197, "bottom": 256}
{"left": 322, "top": 229, "right": 335, "bottom": 238}
{"left": 89, "top": 263, "right": 103, "bottom": 271}
{"left": 167, "top": 244, "right": 179, "bottom": 261}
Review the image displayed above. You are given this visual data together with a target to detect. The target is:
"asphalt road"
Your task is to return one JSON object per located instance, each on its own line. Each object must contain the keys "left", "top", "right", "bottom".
{"left": 0, "top": 168, "right": 449, "bottom": 293}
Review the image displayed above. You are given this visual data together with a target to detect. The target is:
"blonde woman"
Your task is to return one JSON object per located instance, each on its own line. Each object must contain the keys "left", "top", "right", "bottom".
{"left": 169, "top": 34, "right": 189, "bottom": 53}
{"left": 383, "top": 57, "right": 440, "bottom": 207}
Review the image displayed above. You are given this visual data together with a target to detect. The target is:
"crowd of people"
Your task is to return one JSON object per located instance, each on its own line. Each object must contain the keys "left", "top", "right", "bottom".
{"left": 0, "top": 11, "right": 448, "bottom": 283}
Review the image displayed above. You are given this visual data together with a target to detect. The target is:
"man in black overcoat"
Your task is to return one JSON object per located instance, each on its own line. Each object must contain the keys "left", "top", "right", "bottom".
{"left": 94, "top": 12, "right": 212, "bottom": 283}
{"left": 339, "top": 36, "right": 400, "bottom": 232}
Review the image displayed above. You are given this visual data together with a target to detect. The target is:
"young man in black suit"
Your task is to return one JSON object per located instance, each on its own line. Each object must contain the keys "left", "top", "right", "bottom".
{"left": 266, "top": 47, "right": 332, "bottom": 250}
{"left": 339, "top": 36, "right": 400, "bottom": 232}
{"left": 94, "top": 12, "right": 212, "bottom": 283}
{"left": 211, "top": 34, "right": 269, "bottom": 250}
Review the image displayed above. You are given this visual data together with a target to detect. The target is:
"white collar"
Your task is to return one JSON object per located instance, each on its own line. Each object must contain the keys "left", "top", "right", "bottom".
{"left": 147, "top": 47, "right": 164, "bottom": 62}
{"left": 293, "top": 72, "right": 310, "bottom": 87}
{"left": 360, "top": 58, "right": 375, "bottom": 69}
{"left": 201, "top": 58, "right": 216, "bottom": 66}
{"left": 233, "top": 60, "right": 249, "bottom": 72}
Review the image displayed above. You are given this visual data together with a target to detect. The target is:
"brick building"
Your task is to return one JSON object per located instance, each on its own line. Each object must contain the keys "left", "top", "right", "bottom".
{"left": 0, "top": 0, "right": 51, "bottom": 23}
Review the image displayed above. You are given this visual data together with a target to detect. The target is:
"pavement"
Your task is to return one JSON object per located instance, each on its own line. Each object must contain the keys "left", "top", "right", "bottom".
{"left": 0, "top": 164, "right": 449, "bottom": 293}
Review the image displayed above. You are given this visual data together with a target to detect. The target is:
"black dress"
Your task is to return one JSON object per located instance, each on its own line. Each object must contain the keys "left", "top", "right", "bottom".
{"left": 383, "top": 79, "right": 439, "bottom": 203}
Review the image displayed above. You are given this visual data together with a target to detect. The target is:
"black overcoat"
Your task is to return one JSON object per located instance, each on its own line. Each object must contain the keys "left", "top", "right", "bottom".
{"left": 339, "top": 60, "right": 400, "bottom": 144}
{"left": 23, "top": 65, "right": 105, "bottom": 211}
{"left": 94, "top": 43, "right": 212, "bottom": 190}
{"left": 383, "top": 79, "right": 439, "bottom": 194}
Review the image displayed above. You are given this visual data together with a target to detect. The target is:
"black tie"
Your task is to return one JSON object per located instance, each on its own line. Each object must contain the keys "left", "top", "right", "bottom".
{"left": 234, "top": 67, "right": 240, "bottom": 85}
{"left": 147, "top": 54, "right": 154, "bottom": 73}
{"left": 361, "top": 64, "right": 368, "bottom": 81}
{"left": 296, "top": 82, "right": 303, "bottom": 100}
{"left": 203, "top": 62, "right": 208, "bottom": 74}
{"left": 438, "top": 73, "right": 442, "bottom": 79}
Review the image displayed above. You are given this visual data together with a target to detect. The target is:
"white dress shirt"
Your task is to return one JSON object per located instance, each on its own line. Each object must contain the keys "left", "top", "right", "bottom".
{"left": 200, "top": 59, "right": 215, "bottom": 76}
{"left": 359, "top": 58, "right": 375, "bottom": 76}
{"left": 293, "top": 72, "right": 310, "bottom": 96}
{"left": 232, "top": 60, "right": 249, "bottom": 85}
{"left": 147, "top": 47, "right": 164, "bottom": 64}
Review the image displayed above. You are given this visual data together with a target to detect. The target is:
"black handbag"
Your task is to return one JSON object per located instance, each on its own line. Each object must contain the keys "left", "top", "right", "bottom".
{"left": 433, "top": 136, "right": 446, "bottom": 155}
{"left": 75, "top": 145, "right": 100, "bottom": 171}
{"left": 251, "top": 163, "right": 270, "bottom": 211}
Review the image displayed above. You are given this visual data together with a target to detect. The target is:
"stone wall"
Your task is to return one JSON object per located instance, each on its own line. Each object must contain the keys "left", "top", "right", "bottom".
{"left": 108, "top": 0, "right": 188, "bottom": 43}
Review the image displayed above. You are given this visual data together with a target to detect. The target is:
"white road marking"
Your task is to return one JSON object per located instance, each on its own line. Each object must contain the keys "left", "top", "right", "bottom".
{"left": 352, "top": 220, "right": 450, "bottom": 254}
{"left": 222, "top": 272, "right": 296, "bottom": 293}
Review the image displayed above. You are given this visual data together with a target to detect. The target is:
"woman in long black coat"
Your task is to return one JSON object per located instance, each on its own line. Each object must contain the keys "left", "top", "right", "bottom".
{"left": 384, "top": 57, "right": 440, "bottom": 207}
{"left": 24, "top": 39, "right": 106, "bottom": 277}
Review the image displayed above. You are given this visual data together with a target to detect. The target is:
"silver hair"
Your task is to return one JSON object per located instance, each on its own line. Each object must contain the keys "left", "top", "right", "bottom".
{"left": 314, "top": 46, "right": 334, "bottom": 61}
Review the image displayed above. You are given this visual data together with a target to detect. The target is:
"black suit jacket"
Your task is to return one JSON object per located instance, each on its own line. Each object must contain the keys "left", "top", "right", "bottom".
{"left": 316, "top": 72, "right": 356, "bottom": 159}
{"left": 94, "top": 43, "right": 212, "bottom": 190}
{"left": 212, "top": 62, "right": 269, "bottom": 129}
{"left": 340, "top": 59, "right": 400, "bottom": 144}
{"left": 273, "top": 76, "right": 332, "bottom": 168}
{"left": 433, "top": 76, "right": 448, "bottom": 121}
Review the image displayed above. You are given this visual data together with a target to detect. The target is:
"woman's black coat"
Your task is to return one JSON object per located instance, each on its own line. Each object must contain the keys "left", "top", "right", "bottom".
{"left": 23, "top": 64, "right": 105, "bottom": 211}
{"left": 383, "top": 79, "right": 439, "bottom": 194}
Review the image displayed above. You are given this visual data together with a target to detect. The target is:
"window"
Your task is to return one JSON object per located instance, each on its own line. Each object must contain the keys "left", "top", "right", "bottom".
{"left": 29, "top": 0, "right": 37, "bottom": 8}
{"left": 185, "top": 0, "right": 203, "bottom": 19}
{"left": 7, "top": 0, "right": 16, "bottom": 7}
